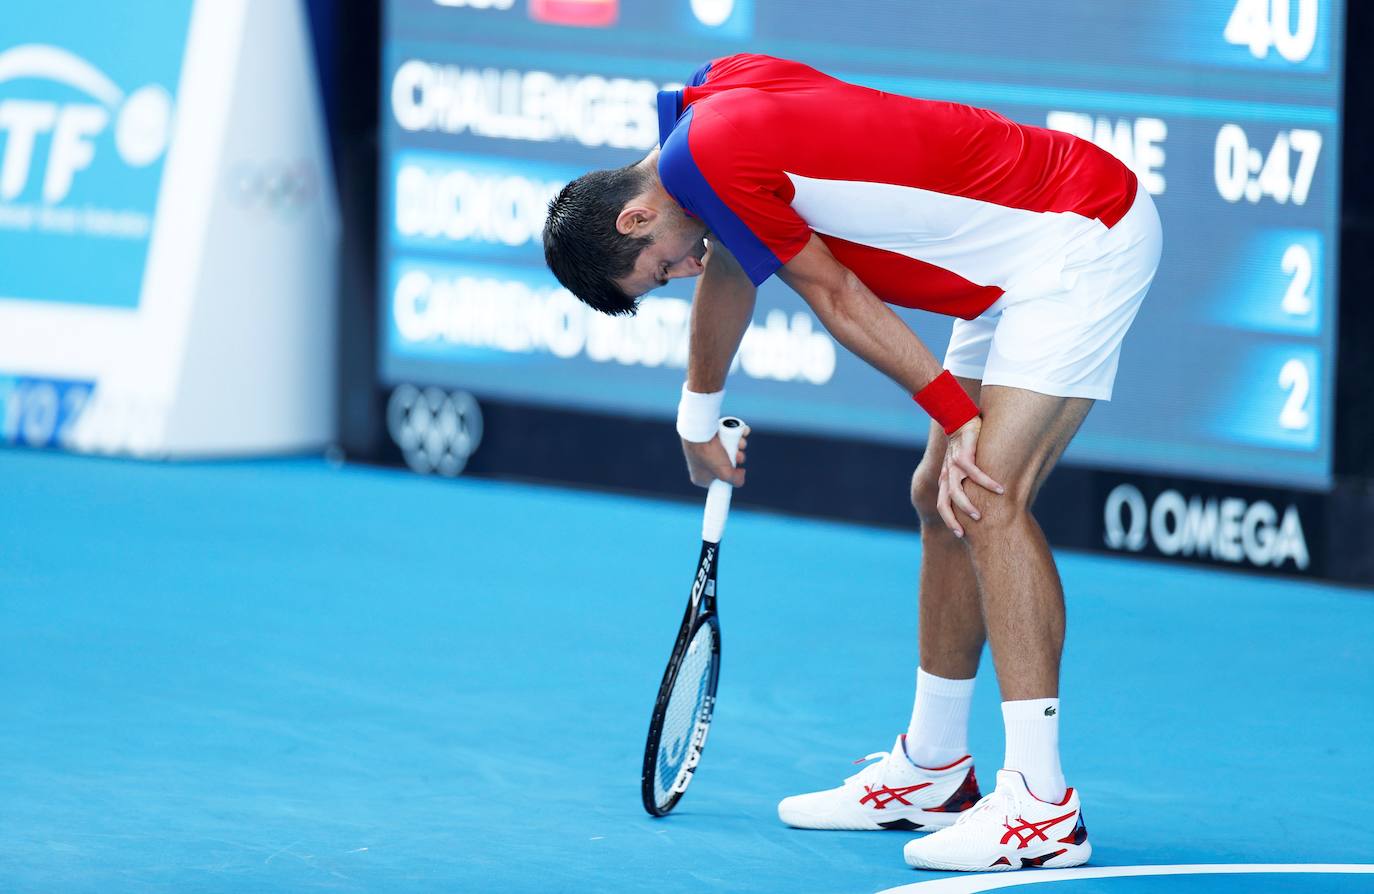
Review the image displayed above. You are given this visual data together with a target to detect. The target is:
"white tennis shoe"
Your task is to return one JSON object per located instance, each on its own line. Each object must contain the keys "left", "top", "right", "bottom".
{"left": 903, "top": 769, "right": 1090, "bottom": 871}
{"left": 777, "top": 735, "right": 981, "bottom": 831}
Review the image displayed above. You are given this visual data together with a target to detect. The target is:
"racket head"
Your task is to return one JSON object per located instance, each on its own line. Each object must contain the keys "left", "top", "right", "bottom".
{"left": 640, "top": 612, "right": 721, "bottom": 816}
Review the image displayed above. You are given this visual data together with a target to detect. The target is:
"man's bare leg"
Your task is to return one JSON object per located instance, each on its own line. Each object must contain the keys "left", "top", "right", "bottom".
{"left": 904, "top": 376, "right": 986, "bottom": 769}
{"left": 940, "top": 383, "right": 1091, "bottom": 802}
{"left": 911, "top": 376, "right": 987, "bottom": 680}
{"left": 957, "top": 385, "right": 1093, "bottom": 701}
{"left": 902, "top": 384, "right": 1096, "bottom": 866}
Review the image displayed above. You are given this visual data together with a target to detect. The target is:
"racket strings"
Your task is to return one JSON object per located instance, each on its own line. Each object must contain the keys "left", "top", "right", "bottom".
{"left": 652, "top": 624, "right": 717, "bottom": 806}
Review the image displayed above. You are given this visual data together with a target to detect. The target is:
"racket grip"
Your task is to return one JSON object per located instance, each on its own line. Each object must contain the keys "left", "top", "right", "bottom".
{"left": 702, "top": 417, "right": 745, "bottom": 544}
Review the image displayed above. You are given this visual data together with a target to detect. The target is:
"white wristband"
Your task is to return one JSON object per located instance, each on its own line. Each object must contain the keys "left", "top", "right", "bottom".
{"left": 676, "top": 385, "right": 725, "bottom": 442}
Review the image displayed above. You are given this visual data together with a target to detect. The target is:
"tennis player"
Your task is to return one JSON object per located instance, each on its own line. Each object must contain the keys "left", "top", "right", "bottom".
{"left": 543, "top": 53, "right": 1161, "bottom": 872}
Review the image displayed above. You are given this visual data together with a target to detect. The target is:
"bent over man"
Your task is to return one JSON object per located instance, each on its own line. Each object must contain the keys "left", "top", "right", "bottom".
{"left": 543, "top": 53, "right": 1161, "bottom": 872}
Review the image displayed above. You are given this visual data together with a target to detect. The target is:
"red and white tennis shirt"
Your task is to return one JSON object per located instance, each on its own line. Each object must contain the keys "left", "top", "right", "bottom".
{"left": 657, "top": 54, "right": 1139, "bottom": 320}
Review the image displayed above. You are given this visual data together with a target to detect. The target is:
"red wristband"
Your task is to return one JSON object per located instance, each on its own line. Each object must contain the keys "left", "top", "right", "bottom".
{"left": 914, "top": 371, "right": 979, "bottom": 435}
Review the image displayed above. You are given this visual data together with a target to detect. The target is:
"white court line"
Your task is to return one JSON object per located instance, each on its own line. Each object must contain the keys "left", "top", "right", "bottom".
{"left": 874, "top": 863, "right": 1374, "bottom": 894}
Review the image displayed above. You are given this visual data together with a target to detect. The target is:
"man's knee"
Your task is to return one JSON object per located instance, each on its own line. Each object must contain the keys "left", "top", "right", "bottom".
{"left": 910, "top": 460, "right": 943, "bottom": 524}
{"left": 960, "top": 483, "right": 1035, "bottom": 546}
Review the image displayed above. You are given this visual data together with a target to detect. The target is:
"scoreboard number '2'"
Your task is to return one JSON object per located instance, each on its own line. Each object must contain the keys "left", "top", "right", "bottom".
{"left": 1279, "top": 359, "right": 1312, "bottom": 432}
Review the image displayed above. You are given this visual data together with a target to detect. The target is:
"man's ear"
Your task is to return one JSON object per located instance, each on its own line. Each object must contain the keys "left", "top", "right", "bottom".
{"left": 615, "top": 204, "right": 657, "bottom": 236}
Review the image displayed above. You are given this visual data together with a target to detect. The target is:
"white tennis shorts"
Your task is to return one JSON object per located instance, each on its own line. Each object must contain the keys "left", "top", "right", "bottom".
{"left": 944, "top": 182, "right": 1162, "bottom": 401}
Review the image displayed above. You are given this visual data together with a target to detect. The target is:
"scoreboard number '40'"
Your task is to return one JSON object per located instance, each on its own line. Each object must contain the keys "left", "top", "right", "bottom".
{"left": 1224, "top": 0, "right": 1320, "bottom": 63}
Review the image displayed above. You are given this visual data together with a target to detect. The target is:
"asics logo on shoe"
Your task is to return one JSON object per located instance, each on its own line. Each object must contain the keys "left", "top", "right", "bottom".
{"left": 1044, "top": 706, "right": 1056, "bottom": 716}
{"left": 999, "top": 810, "right": 1077, "bottom": 849}
{"left": 859, "top": 782, "right": 931, "bottom": 809}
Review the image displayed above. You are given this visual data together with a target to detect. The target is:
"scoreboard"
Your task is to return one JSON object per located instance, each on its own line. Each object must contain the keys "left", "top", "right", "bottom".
{"left": 378, "top": 0, "right": 1345, "bottom": 489}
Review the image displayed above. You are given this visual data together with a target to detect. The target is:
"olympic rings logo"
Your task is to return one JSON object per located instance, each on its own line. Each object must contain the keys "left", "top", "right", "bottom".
{"left": 226, "top": 159, "right": 318, "bottom": 217}
{"left": 386, "top": 384, "right": 482, "bottom": 477}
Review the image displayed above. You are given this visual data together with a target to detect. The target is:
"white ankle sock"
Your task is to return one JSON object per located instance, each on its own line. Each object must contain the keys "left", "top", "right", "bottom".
{"left": 905, "top": 668, "right": 975, "bottom": 769}
{"left": 1001, "top": 698, "right": 1067, "bottom": 802}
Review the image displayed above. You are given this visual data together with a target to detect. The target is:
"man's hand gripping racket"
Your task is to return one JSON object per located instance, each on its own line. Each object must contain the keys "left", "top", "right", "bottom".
{"left": 641, "top": 417, "right": 746, "bottom": 816}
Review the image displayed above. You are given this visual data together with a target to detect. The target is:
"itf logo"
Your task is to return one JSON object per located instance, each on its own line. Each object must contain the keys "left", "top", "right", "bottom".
{"left": 0, "top": 45, "right": 172, "bottom": 204}
{"left": 0, "top": 0, "right": 191, "bottom": 309}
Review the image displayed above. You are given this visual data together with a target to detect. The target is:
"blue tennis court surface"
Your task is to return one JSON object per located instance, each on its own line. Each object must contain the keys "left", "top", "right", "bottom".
{"left": 2, "top": 449, "right": 1371, "bottom": 893}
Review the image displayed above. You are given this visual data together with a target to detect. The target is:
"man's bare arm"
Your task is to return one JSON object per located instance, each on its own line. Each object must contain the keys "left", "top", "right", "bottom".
{"left": 778, "top": 233, "right": 943, "bottom": 393}
{"left": 686, "top": 238, "right": 756, "bottom": 392}
{"left": 779, "top": 233, "right": 1002, "bottom": 528}
{"left": 681, "top": 239, "right": 755, "bottom": 487}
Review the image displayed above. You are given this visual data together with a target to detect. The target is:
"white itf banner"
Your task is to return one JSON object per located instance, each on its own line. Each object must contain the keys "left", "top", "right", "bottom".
{"left": 0, "top": 0, "right": 338, "bottom": 456}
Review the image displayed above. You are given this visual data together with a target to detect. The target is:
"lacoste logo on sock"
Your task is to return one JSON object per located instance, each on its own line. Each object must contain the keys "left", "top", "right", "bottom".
{"left": 1044, "top": 706, "right": 1057, "bottom": 716}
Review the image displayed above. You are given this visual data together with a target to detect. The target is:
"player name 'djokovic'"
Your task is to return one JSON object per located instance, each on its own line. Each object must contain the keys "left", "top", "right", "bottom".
{"left": 393, "top": 163, "right": 562, "bottom": 247}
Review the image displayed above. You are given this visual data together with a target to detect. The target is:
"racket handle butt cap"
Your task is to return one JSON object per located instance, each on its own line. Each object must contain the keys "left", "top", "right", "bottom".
{"left": 702, "top": 417, "right": 745, "bottom": 543}
{"left": 716, "top": 416, "right": 745, "bottom": 458}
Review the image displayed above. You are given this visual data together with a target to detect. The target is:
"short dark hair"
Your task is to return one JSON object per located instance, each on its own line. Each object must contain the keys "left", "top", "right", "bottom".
{"left": 543, "top": 164, "right": 653, "bottom": 316}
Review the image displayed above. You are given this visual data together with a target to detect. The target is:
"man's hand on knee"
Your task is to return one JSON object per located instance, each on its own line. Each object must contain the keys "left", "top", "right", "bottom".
{"left": 937, "top": 416, "right": 1004, "bottom": 538}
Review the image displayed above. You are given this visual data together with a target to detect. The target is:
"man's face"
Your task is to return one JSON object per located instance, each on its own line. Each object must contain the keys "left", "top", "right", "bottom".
{"left": 616, "top": 214, "right": 709, "bottom": 299}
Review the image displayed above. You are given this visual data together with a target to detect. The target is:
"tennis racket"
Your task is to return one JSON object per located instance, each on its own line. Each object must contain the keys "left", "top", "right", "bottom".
{"left": 640, "top": 416, "right": 746, "bottom": 816}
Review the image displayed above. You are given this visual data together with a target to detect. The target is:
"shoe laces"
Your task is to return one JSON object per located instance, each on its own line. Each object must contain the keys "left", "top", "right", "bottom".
{"left": 953, "top": 787, "right": 1010, "bottom": 826}
{"left": 844, "top": 750, "right": 893, "bottom": 786}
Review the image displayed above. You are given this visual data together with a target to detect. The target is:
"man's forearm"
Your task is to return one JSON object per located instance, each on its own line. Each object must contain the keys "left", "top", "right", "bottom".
{"left": 685, "top": 242, "right": 757, "bottom": 393}
{"left": 780, "top": 236, "right": 943, "bottom": 396}
{"left": 801, "top": 269, "right": 944, "bottom": 394}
